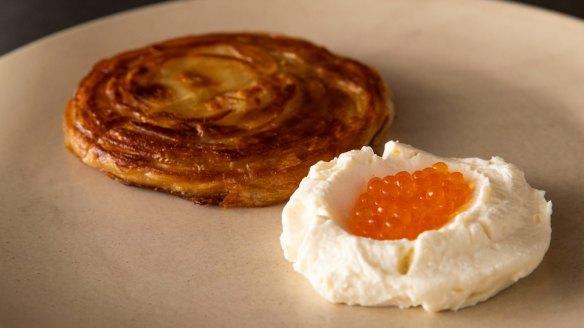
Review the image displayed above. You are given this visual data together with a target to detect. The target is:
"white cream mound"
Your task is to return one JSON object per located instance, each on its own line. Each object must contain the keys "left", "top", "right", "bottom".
{"left": 280, "top": 141, "right": 551, "bottom": 312}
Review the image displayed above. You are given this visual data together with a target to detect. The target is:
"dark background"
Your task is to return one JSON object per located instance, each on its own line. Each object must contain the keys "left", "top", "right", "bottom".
{"left": 1, "top": 0, "right": 583, "bottom": 56}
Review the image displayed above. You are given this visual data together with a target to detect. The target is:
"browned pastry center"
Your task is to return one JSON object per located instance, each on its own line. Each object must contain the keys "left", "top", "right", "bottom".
{"left": 63, "top": 32, "right": 393, "bottom": 207}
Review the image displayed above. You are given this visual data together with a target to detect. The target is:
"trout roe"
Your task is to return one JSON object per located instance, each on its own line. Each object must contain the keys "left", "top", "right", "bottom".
{"left": 348, "top": 162, "right": 473, "bottom": 240}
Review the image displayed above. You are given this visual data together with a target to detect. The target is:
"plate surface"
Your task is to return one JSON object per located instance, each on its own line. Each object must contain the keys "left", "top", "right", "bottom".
{"left": 1, "top": 0, "right": 583, "bottom": 327}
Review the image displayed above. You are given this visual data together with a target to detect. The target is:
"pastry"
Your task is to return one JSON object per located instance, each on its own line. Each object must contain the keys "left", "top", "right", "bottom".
{"left": 63, "top": 32, "right": 393, "bottom": 207}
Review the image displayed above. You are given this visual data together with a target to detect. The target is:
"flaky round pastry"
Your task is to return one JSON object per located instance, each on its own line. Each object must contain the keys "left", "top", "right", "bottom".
{"left": 64, "top": 32, "right": 393, "bottom": 207}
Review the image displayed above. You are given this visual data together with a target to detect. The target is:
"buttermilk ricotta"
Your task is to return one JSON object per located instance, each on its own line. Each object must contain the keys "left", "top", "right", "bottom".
{"left": 280, "top": 141, "right": 551, "bottom": 312}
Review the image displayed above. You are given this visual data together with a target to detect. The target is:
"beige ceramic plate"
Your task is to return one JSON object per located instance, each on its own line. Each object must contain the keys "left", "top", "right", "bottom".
{"left": 1, "top": 0, "right": 583, "bottom": 327}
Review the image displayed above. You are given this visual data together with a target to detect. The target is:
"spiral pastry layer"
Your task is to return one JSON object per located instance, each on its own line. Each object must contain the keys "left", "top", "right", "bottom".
{"left": 64, "top": 33, "right": 393, "bottom": 207}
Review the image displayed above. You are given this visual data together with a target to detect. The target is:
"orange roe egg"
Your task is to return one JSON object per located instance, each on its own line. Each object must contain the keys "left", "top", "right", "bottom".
{"left": 348, "top": 162, "right": 473, "bottom": 240}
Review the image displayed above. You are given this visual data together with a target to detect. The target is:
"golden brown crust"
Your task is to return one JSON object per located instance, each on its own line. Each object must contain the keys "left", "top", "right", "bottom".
{"left": 63, "top": 32, "right": 393, "bottom": 207}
